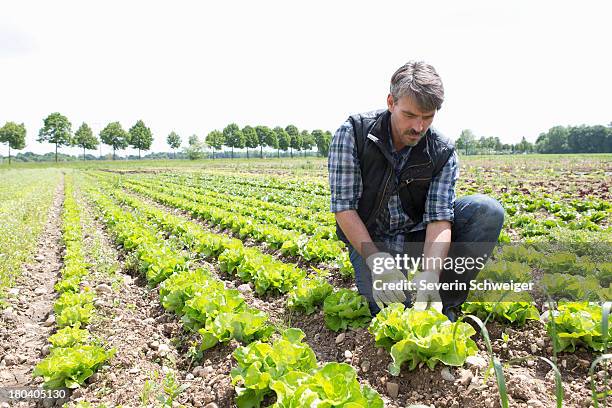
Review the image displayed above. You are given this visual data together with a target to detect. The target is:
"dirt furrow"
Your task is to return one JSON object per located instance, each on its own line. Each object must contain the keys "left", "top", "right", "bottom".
{"left": 0, "top": 176, "right": 65, "bottom": 405}
{"left": 65, "top": 187, "right": 233, "bottom": 407}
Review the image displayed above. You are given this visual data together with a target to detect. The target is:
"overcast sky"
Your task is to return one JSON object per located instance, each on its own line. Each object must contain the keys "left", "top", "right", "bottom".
{"left": 1, "top": 0, "right": 610, "bottom": 156}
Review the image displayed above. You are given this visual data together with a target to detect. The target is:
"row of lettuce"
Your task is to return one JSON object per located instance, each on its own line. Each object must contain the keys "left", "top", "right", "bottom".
{"left": 33, "top": 175, "right": 114, "bottom": 389}
{"left": 126, "top": 171, "right": 611, "bottom": 288}
{"left": 64, "top": 171, "right": 611, "bottom": 407}
{"left": 79, "top": 175, "right": 392, "bottom": 406}
{"left": 93, "top": 172, "right": 612, "bottom": 358}
{"left": 151, "top": 170, "right": 612, "bottom": 238}
{"left": 90, "top": 171, "right": 353, "bottom": 273}
{"left": 116, "top": 171, "right": 611, "bottom": 306}
{"left": 85, "top": 173, "right": 520, "bottom": 404}
{"left": 98, "top": 170, "right": 612, "bottom": 355}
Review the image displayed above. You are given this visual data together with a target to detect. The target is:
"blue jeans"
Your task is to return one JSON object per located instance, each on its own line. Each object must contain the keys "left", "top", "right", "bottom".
{"left": 349, "top": 194, "right": 505, "bottom": 316}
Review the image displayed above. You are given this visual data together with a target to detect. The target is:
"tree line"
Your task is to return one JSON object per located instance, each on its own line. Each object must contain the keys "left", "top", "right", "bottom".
{"left": 0, "top": 112, "right": 153, "bottom": 163}
{"left": 188, "top": 125, "right": 332, "bottom": 160}
{"left": 0, "top": 112, "right": 333, "bottom": 164}
{"left": 454, "top": 123, "right": 612, "bottom": 155}
{"left": 4, "top": 113, "right": 610, "bottom": 163}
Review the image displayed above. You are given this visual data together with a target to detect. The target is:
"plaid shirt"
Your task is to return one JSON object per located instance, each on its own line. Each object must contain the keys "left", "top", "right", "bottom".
{"left": 328, "top": 117, "right": 459, "bottom": 248}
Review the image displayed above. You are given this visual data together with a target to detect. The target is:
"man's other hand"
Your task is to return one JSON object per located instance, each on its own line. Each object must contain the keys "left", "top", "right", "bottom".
{"left": 412, "top": 270, "right": 443, "bottom": 313}
{"left": 365, "top": 252, "right": 407, "bottom": 310}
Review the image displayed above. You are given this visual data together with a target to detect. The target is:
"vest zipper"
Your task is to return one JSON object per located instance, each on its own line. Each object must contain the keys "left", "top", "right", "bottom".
{"left": 365, "top": 169, "right": 392, "bottom": 227}
{"left": 403, "top": 160, "right": 431, "bottom": 170}
{"left": 403, "top": 177, "right": 430, "bottom": 185}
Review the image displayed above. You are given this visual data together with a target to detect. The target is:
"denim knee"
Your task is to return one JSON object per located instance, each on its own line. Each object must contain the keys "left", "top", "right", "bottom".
{"left": 473, "top": 194, "right": 504, "bottom": 229}
{"left": 457, "top": 194, "right": 504, "bottom": 231}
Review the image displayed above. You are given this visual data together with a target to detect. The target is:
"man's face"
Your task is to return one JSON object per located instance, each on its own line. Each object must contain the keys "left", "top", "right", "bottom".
{"left": 387, "top": 94, "right": 436, "bottom": 148}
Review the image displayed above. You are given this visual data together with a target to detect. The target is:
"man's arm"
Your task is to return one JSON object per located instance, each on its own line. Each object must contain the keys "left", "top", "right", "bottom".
{"left": 422, "top": 220, "right": 451, "bottom": 275}
{"left": 413, "top": 150, "right": 459, "bottom": 311}
{"left": 421, "top": 150, "right": 460, "bottom": 275}
{"left": 328, "top": 119, "right": 381, "bottom": 257}
{"left": 335, "top": 210, "right": 379, "bottom": 259}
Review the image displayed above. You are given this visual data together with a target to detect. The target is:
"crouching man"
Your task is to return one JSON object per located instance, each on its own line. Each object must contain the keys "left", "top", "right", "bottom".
{"left": 328, "top": 61, "right": 504, "bottom": 321}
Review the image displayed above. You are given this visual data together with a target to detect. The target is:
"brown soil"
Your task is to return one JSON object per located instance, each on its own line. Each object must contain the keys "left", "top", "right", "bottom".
{"left": 60, "top": 189, "right": 235, "bottom": 408}
{"left": 0, "top": 176, "right": 65, "bottom": 406}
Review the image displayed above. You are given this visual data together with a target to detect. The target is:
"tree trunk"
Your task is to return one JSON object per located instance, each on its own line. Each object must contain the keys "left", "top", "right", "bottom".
{"left": 260, "top": 145, "right": 263, "bottom": 158}
{"left": 113, "top": 148, "right": 116, "bottom": 160}
{"left": 231, "top": 146, "right": 234, "bottom": 159}
{"left": 246, "top": 148, "right": 249, "bottom": 159}
{"left": 8, "top": 145, "right": 11, "bottom": 165}
{"left": 174, "top": 150, "right": 177, "bottom": 159}
{"left": 55, "top": 143, "right": 58, "bottom": 162}
{"left": 277, "top": 148, "right": 280, "bottom": 158}
{"left": 83, "top": 146, "right": 86, "bottom": 160}
{"left": 138, "top": 148, "right": 141, "bottom": 160}
{"left": 290, "top": 147, "right": 293, "bottom": 158}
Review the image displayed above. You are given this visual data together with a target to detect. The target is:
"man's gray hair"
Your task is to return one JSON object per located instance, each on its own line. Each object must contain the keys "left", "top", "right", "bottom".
{"left": 390, "top": 61, "right": 444, "bottom": 112}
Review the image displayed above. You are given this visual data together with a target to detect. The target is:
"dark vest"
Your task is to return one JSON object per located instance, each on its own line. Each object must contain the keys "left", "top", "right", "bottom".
{"left": 336, "top": 109, "right": 455, "bottom": 245}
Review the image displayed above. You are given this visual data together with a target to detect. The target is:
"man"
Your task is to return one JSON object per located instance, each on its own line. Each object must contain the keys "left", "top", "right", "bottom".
{"left": 328, "top": 61, "right": 504, "bottom": 322}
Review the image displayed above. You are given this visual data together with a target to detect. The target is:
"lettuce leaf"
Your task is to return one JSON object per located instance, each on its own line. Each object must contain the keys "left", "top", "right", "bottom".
{"left": 323, "top": 289, "right": 371, "bottom": 332}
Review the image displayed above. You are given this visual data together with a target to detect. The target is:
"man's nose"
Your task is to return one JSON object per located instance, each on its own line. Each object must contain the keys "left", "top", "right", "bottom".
{"left": 413, "top": 118, "right": 424, "bottom": 132}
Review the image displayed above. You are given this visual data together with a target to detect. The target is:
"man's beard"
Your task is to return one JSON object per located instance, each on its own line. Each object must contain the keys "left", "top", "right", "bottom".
{"left": 402, "top": 130, "right": 425, "bottom": 146}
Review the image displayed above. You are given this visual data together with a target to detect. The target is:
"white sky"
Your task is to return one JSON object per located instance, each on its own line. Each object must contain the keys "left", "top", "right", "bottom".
{"left": 1, "top": 0, "right": 611, "bottom": 156}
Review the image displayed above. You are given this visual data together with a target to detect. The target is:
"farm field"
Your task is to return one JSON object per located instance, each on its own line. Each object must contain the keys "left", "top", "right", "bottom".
{"left": 0, "top": 155, "right": 611, "bottom": 408}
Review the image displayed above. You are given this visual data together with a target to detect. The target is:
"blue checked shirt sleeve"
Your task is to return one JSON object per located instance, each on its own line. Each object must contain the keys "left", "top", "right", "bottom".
{"left": 422, "top": 150, "right": 459, "bottom": 224}
{"left": 328, "top": 120, "right": 362, "bottom": 213}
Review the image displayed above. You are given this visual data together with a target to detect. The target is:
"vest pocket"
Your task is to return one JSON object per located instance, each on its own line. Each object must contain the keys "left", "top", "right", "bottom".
{"left": 398, "top": 178, "right": 430, "bottom": 222}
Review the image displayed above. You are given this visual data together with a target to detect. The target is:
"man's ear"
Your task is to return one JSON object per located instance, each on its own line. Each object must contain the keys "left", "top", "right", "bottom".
{"left": 387, "top": 94, "right": 394, "bottom": 111}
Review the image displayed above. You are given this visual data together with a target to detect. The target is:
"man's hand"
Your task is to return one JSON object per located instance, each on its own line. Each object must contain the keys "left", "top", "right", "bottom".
{"left": 412, "top": 270, "right": 442, "bottom": 313}
{"left": 365, "top": 252, "right": 407, "bottom": 310}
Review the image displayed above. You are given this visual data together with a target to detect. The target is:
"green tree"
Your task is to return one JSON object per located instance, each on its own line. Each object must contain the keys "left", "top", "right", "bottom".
{"left": 274, "top": 126, "right": 289, "bottom": 158}
{"left": 38, "top": 112, "right": 72, "bottom": 162}
{"left": 312, "top": 129, "right": 332, "bottom": 157}
{"left": 567, "top": 125, "right": 609, "bottom": 153}
{"left": 242, "top": 125, "right": 258, "bottom": 159}
{"left": 223, "top": 123, "right": 244, "bottom": 159}
{"left": 206, "top": 130, "right": 225, "bottom": 159}
{"left": 492, "top": 137, "right": 502, "bottom": 152}
{"left": 255, "top": 125, "right": 274, "bottom": 158}
{"left": 285, "top": 124, "right": 301, "bottom": 158}
{"left": 455, "top": 129, "right": 476, "bottom": 155}
{"left": 301, "top": 129, "right": 315, "bottom": 156}
{"left": 263, "top": 127, "right": 278, "bottom": 157}
{"left": 536, "top": 126, "right": 568, "bottom": 154}
{"left": 515, "top": 136, "right": 533, "bottom": 153}
{"left": 166, "top": 131, "right": 181, "bottom": 159}
{"left": 129, "top": 120, "right": 153, "bottom": 159}
{"left": 73, "top": 122, "right": 98, "bottom": 160}
{"left": 0, "top": 121, "right": 26, "bottom": 165}
{"left": 99, "top": 122, "right": 130, "bottom": 160}
{"left": 184, "top": 134, "right": 204, "bottom": 160}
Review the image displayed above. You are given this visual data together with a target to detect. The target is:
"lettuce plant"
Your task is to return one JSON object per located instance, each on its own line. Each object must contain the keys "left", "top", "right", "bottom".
{"left": 231, "top": 328, "right": 317, "bottom": 407}
{"left": 287, "top": 275, "right": 333, "bottom": 315}
{"left": 462, "top": 301, "right": 540, "bottom": 325}
{"left": 33, "top": 345, "right": 115, "bottom": 389}
{"left": 369, "top": 303, "right": 478, "bottom": 375}
{"left": 323, "top": 289, "right": 371, "bottom": 332}
{"left": 271, "top": 363, "right": 383, "bottom": 408}
{"left": 545, "top": 302, "right": 612, "bottom": 352}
